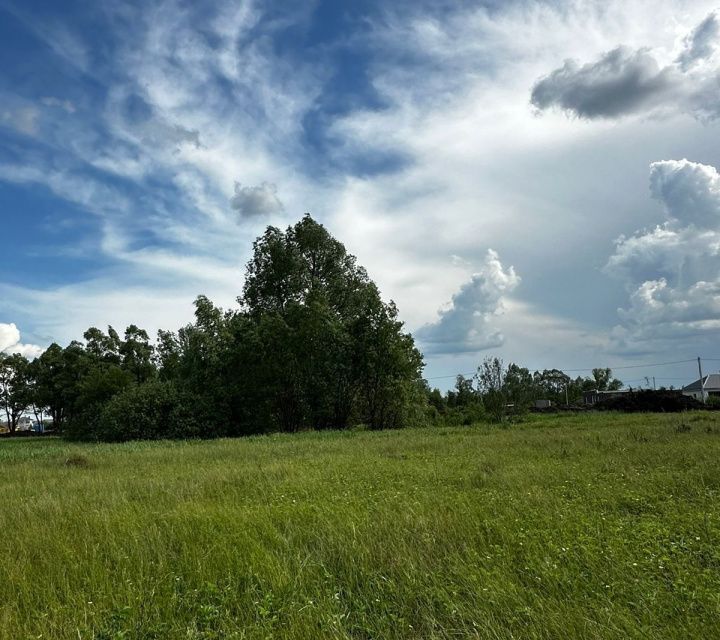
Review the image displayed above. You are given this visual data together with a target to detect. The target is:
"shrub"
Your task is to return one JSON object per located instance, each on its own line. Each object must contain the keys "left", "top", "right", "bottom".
{"left": 97, "top": 381, "right": 202, "bottom": 442}
{"left": 595, "top": 390, "right": 704, "bottom": 413}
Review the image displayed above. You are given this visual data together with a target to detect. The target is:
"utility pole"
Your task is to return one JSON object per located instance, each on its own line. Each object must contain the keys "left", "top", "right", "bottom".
{"left": 653, "top": 376, "right": 656, "bottom": 390}
{"left": 698, "top": 357, "right": 706, "bottom": 404}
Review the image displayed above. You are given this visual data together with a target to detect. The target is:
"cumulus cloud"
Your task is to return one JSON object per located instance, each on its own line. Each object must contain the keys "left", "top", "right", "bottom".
{"left": 0, "top": 323, "right": 44, "bottom": 359}
{"left": 415, "top": 250, "right": 520, "bottom": 355}
{"left": 531, "top": 11, "right": 720, "bottom": 121}
{"left": 618, "top": 278, "right": 720, "bottom": 330}
{"left": 677, "top": 11, "right": 720, "bottom": 70}
{"left": 230, "top": 181, "right": 284, "bottom": 218}
{"left": 649, "top": 159, "right": 720, "bottom": 229}
{"left": 607, "top": 159, "right": 720, "bottom": 348}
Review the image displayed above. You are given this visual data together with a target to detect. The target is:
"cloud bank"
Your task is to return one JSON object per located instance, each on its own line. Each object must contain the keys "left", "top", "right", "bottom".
{"left": 607, "top": 159, "right": 720, "bottom": 349}
{"left": 416, "top": 250, "right": 520, "bottom": 355}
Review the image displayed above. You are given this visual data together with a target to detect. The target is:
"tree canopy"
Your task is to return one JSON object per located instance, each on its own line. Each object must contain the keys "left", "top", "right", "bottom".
{"left": 8, "top": 215, "right": 425, "bottom": 441}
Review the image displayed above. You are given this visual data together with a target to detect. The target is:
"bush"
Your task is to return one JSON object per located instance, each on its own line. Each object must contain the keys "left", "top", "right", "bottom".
{"left": 433, "top": 404, "right": 487, "bottom": 427}
{"left": 595, "top": 390, "right": 704, "bottom": 413}
{"left": 96, "top": 381, "right": 203, "bottom": 442}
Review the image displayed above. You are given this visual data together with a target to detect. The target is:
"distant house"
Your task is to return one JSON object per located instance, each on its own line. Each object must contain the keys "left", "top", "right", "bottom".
{"left": 583, "top": 389, "right": 629, "bottom": 406}
{"left": 16, "top": 417, "right": 34, "bottom": 431}
{"left": 682, "top": 374, "right": 720, "bottom": 401}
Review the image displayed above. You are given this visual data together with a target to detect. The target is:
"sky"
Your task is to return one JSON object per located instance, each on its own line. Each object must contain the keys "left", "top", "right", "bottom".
{"left": 2, "top": 0, "right": 720, "bottom": 389}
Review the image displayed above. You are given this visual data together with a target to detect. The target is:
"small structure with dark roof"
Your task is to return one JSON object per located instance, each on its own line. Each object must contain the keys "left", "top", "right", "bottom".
{"left": 682, "top": 374, "right": 720, "bottom": 401}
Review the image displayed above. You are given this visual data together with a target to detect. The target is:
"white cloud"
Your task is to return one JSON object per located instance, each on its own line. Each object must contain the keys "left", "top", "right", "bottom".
{"left": 0, "top": 323, "right": 44, "bottom": 359}
{"left": 619, "top": 278, "right": 720, "bottom": 329}
{"left": 649, "top": 159, "right": 720, "bottom": 229}
{"left": 0, "top": 324, "right": 21, "bottom": 352}
{"left": 415, "top": 250, "right": 520, "bottom": 355}
{"left": 605, "top": 224, "right": 720, "bottom": 285}
{"left": 607, "top": 159, "right": 720, "bottom": 349}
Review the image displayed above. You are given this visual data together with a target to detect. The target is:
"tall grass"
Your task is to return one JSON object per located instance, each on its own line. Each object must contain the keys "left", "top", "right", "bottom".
{"left": 0, "top": 412, "right": 719, "bottom": 638}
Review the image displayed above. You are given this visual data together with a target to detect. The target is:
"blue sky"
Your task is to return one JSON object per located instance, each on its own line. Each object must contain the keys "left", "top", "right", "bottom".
{"left": 2, "top": 0, "right": 720, "bottom": 388}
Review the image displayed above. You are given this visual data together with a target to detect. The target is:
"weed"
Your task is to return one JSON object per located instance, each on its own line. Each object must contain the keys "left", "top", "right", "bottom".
{"left": 64, "top": 453, "right": 92, "bottom": 468}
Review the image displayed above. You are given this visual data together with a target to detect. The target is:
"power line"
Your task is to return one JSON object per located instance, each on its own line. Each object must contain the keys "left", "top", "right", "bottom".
{"left": 425, "top": 358, "right": 699, "bottom": 381}
{"left": 426, "top": 372, "right": 476, "bottom": 380}
{"left": 559, "top": 359, "right": 696, "bottom": 372}
{"left": 623, "top": 376, "right": 688, "bottom": 382}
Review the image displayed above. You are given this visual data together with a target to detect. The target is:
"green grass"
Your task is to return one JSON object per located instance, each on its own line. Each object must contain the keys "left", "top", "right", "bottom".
{"left": 1, "top": 412, "right": 720, "bottom": 639}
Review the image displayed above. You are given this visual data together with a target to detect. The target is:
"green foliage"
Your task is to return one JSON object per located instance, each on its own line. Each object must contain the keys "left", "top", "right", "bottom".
{"left": 21, "top": 214, "right": 425, "bottom": 442}
{"left": 97, "top": 380, "right": 201, "bottom": 442}
{"left": 30, "top": 342, "right": 87, "bottom": 431}
{"left": 476, "top": 357, "right": 507, "bottom": 422}
{"left": 0, "top": 352, "right": 31, "bottom": 431}
{"left": 153, "top": 215, "right": 425, "bottom": 438}
{"left": 239, "top": 215, "right": 424, "bottom": 431}
{"left": 427, "top": 361, "right": 627, "bottom": 424}
{"left": 503, "top": 363, "right": 536, "bottom": 411}
{"left": 592, "top": 367, "right": 623, "bottom": 391}
{"left": 120, "top": 325, "right": 155, "bottom": 383}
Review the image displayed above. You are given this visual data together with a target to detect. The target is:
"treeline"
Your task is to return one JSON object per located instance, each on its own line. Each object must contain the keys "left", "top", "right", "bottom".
{"left": 0, "top": 215, "right": 628, "bottom": 441}
{"left": 425, "top": 359, "right": 623, "bottom": 425}
{"left": 1, "top": 216, "right": 425, "bottom": 441}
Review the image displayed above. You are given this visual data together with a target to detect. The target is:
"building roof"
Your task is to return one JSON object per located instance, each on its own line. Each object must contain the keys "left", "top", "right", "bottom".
{"left": 683, "top": 373, "right": 720, "bottom": 392}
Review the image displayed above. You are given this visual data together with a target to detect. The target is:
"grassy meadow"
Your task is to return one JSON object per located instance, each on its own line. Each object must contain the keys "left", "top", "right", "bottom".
{"left": 1, "top": 412, "right": 719, "bottom": 639}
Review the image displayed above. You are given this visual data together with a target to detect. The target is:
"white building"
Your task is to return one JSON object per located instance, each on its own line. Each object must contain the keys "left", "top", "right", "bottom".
{"left": 682, "top": 374, "right": 720, "bottom": 401}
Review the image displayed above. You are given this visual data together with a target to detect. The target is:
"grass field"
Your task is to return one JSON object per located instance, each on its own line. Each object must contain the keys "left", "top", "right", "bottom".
{"left": 1, "top": 412, "right": 719, "bottom": 639}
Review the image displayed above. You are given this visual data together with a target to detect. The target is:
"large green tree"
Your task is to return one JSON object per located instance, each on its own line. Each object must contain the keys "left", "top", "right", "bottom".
{"left": 238, "top": 215, "right": 424, "bottom": 431}
{"left": 0, "top": 353, "right": 31, "bottom": 433}
{"left": 31, "top": 343, "right": 83, "bottom": 432}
